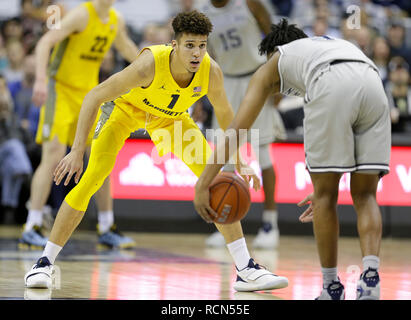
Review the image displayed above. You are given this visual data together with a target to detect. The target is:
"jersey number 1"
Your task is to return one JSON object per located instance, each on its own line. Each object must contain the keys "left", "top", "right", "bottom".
{"left": 167, "top": 94, "right": 180, "bottom": 109}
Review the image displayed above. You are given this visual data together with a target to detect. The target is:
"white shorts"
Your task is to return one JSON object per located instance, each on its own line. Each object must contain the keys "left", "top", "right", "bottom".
{"left": 212, "top": 73, "right": 287, "bottom": 146}
{"left": 304, "top": 61, "right": 391, "bottom": 175}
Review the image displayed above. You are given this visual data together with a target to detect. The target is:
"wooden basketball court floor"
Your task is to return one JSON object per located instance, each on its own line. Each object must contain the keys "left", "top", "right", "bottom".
{"left": 0, "top": 225, "right": 410, "bottom": 300}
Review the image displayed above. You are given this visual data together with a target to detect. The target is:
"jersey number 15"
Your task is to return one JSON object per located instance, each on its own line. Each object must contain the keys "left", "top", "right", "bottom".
{"left": 219, "top": 28, "right": 242, "bottom": 51}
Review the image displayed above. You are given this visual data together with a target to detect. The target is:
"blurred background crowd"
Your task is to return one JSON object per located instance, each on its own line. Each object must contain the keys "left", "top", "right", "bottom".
{"left": 0, "top": 0, "right": 410, "bottom": 223}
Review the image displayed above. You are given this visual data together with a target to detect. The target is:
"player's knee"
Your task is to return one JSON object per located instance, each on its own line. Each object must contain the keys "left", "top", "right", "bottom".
{"left": 66, "top": 178, "right": 105, "bottom": 212}
{"left": 350, "top": 174, "right": 379, "bottom": 207}
{"left": 41, "top": 140, "right": 66, "bottom": 168}
{"left": 81, "top": 169, "right": 107, "bottom": 191}
{"left": 351, "top": 191, "right": 376, "bottom": 208}
{"left": 40, "top": 151, "right": 64, "bottom": 171}
{"left": 314, "top": 190, "right": 339, "bottom": 209}
{"left": 311, "top": 173, "right": 341, "bottom": 205}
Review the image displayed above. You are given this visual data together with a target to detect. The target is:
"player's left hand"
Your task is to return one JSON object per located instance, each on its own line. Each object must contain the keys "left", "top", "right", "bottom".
{"left": 193, "top": 185, "right": 218, "bottom": 224}
{"left": 235, "top": 161, "right": 261, "bottom": 192}
{"left": 298, "top": 192, "right": 314, "bottom": 223}
{"left": 53, "top": 149, "right": 84, "bottom": 186}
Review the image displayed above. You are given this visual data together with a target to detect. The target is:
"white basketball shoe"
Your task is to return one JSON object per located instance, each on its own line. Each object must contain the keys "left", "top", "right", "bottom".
{"left": 356, "top": 268, "right": 380, "bottom": 300}
{"left": 24, "top": 257, "right": 53, "bottom": 289}
{"left": 316, "top": 280, "right": 345, "bottom": 300}
{"left": 234, "top": 258, "right": 288, "bottom": 292}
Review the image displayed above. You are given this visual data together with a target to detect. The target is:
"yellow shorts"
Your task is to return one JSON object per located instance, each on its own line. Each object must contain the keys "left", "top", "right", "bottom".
{"left": 65, "top": 101, "right": 212, "bottom": 212}
{"left": 35, "top": 79, "right": 100, "bottom": 146}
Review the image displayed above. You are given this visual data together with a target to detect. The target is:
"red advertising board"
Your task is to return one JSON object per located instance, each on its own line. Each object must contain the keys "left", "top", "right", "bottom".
{"left": 111, "top": 139, "right": 411, "bottom": 206}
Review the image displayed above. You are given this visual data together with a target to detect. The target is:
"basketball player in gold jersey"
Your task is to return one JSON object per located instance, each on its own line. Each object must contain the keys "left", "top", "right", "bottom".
{"left": 20, "top": 0, "right": 139, "bottom": 249}
{"left": 24, "top": 11, "right": 289, "bottom": 292}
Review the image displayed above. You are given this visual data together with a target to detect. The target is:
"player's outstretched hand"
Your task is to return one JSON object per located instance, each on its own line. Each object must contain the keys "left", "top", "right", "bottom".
{"left": 194, "top": 185, "right": 218, "bottom": 224}
{"left": 53, "top": 150, "right": 84, "bottom": 186}
{"left": 32, "top": 79, "right": 48, "bottom": 107}
{"left": 235, "top": 162, "right": 261, "bottom": 192}
{"left": 298, "top": 192, "right": 314, "bottom": 223}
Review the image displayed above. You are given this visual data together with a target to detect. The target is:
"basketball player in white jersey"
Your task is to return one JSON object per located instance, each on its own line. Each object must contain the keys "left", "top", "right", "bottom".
{"left": 194, "top": 19, "right": 391, "bottom": 300}
{"left": 202, "top": 0, "right": 286, "bottom": 249}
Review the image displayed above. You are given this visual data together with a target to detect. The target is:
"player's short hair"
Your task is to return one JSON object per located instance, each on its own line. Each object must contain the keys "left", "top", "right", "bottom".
{"left": 259, "top": 18, "right": 308, "bottom": 56}
{"left": 172, "top": 10, "right": 213, "bottom": 40}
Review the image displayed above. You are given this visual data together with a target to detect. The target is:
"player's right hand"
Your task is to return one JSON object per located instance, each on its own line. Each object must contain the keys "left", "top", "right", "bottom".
{"left": 297, "top": 192, "right": 314, "bottom": 223}
{"left": 53, "top": 150, "right": 84, "bottom": 186}
{"left": 194, "top": 185, "right": 218, "bottom": 223}
{"left": 32, "top": 79, "right": 48, "bottom": 107}
{"left": 235, "top": 161, "right": 261, "bottom": 192}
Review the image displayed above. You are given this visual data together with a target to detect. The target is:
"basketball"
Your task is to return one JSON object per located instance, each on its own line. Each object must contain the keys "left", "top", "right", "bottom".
{"left": 209, "top": 172, "right": 251, "bottom": 224}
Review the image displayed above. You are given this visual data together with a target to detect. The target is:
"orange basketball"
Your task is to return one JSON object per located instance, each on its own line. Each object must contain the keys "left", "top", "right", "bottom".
{"left": 209, "top": 172, "right": 251, "bottom": 224}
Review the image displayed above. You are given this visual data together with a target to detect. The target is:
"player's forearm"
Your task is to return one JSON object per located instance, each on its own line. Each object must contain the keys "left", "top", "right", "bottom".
{"left": 35, "top": 36, "right": 53, "bottom": 81}
{"left": 196, "top": 133, "right": 234, "bottom": 189}
{"left": 232, "top": 70, "right": 273, "bottom": 132}
{"left": 71, "top": 90, "right": 103, "bottom": 153}
{"left": 116, "top": 37, "right": 139, "bottom": 64}
{"left": 225, "top": 73, "right": 272, "bottom": 169}
{"left": 215, "top": 106, "right": 234, "bottom": 131}
{"left": 196, "top": 163, "right": 223, "bottom": 191}
{"left": 123, "top": 40, "right": 139, "bottom": 63}
{"left": 196, "top": 108, "right": 237, "bottom": 189}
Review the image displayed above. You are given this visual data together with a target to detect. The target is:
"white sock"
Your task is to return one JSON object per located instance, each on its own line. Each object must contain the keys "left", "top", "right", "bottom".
{"left": 362, "top": 255, "right": 380, "bottom": 271}
{"left": 42, "top": 241, "right": 62, "bottom": 264}
{"left": 321, "top": 267, "right": 338, "bottom": 287}
{"left": 227, "top": 237, "right": 251, "bottom": 270}
{"left": 24, "top": 210, "right": 43, "bottom": 231}
{"left": 262, "top": 210, "right": 278, "bottom": 229}
{"left": 98, "top": 210, "right": 114, "bottom": 233}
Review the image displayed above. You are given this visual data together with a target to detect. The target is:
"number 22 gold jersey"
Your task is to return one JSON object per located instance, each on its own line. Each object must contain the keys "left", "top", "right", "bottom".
{"left": 48, "top": 1, "right": 118, "bottom": 92}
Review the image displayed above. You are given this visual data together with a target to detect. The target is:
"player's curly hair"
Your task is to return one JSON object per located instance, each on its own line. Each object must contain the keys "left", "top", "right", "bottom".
{"left": 172, "top": 10, "right": 213, "bottom": 40}
{"left": 259, "top": 19, "right": 308, "bottom": 56}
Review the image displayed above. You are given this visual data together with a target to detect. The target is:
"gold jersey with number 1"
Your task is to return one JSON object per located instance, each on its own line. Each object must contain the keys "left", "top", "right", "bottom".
{"left": 36, "top": 1, "right": 118, "bottom": 146}
{"left": 66, "top": 45, "right": 212, "bottom": 211}
{"left": 115, "top": 44, "right": 210, "bottom": 118}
